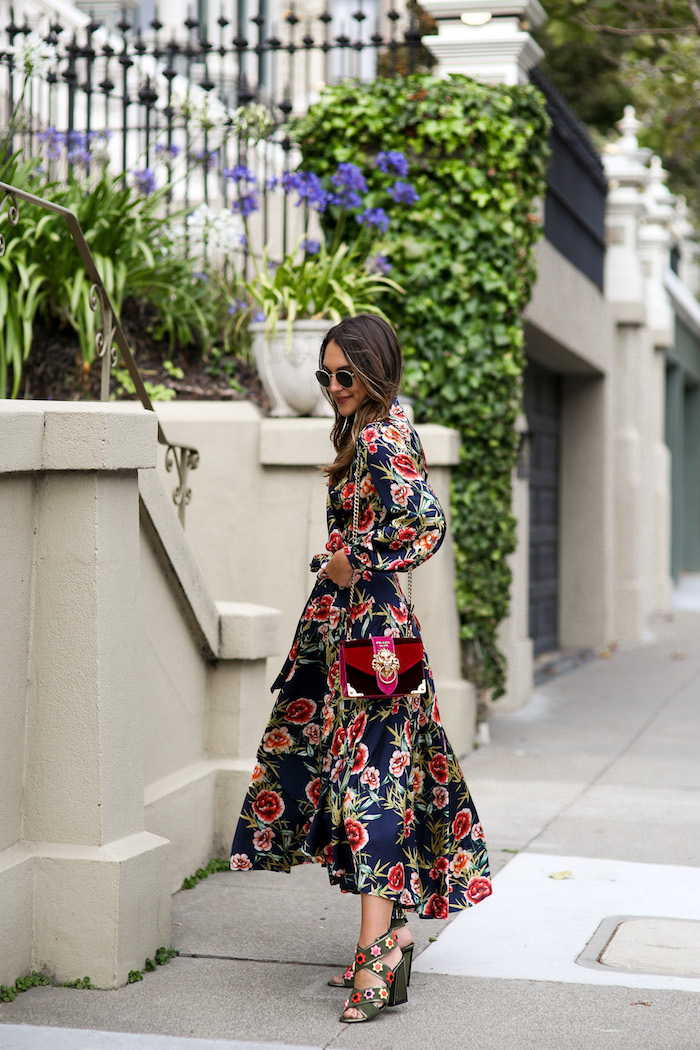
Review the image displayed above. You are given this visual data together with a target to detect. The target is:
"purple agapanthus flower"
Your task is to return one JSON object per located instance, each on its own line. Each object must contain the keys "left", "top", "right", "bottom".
{"left": 37, "top": 127, "right": 65, "bottom": 159}
{"left": 253, "top": 311, "right": 267, "bottom": 322}
{"left": 192, "top": 148, "right": 219, "bottom": 170}
{"left": 387, "top": 180, "right": 419, "bottom": 205}
{"left": 375, "top": 150, "right": 409, "bottom": 177}
{"left": 281, "top": 171, "right": 302, "bottom": 193}
{"left": 155, "top": 142, "right": 181, "bottom": 158}
{"left": 131, "top": 167, "right": 156, "bottom": 196}
{"left": 231, "top": 191, "right": 259, "bottom": 217}
{"left": 302, "top": 238, "right": 321, "bottom": 255}
{"left": 367, "top": 253, "right": 392, "bottom": 275}
{"left": 267, "top": 174, "right": 279, "bottom": 190}
{"left": 331, "top": 162, "right": 368, "bottom": 194}
{"left": 356, "top": 207, "right": 390, "bottom": 233}
{"left": 295, "top": 171, "right": 329, "bottom": 212}
{"left": 224, "top": 164, "right": 256, "bottom": 183}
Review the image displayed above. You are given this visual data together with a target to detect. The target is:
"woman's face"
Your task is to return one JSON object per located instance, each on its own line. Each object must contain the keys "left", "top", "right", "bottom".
{"left": 322, "top": 339, "right": 369, "bottom": 418}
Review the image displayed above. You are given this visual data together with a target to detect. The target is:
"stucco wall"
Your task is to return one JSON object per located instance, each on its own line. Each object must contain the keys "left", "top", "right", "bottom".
{"left": 0, "top": 401, "right": 280, "bottom": 987}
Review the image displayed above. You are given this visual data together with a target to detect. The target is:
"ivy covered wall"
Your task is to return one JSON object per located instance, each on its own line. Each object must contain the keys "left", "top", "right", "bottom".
{"left": 294, "top": 75, "right": 551, "bottom": 697}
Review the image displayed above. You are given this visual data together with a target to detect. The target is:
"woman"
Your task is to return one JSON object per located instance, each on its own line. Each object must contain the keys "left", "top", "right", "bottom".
{"left": 230, "top": 314, "right": 491, "bottom": 1023}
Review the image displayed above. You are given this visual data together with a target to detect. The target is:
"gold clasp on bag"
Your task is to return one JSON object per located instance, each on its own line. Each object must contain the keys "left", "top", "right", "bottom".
{"left": 371, "top": 648, "right": 401, "bottom": 683}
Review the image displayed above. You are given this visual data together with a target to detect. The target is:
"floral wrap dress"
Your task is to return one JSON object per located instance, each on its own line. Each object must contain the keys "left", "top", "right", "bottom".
{"left": 230, "top": 400, "right": 492, "bottom": 917}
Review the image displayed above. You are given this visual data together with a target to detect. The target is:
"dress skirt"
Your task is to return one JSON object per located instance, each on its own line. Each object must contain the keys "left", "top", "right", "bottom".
{"left": 230, "top": 401, "right": 492, "bottom": 917}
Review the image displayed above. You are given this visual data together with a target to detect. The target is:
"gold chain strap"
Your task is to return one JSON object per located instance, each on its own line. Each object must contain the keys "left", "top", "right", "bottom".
{"left": 346, "top": 451, "right": 413, "bottom": 637}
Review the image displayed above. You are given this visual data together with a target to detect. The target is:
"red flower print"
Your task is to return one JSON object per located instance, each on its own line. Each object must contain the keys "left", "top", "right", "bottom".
{"left": 466, "top": 876, "right": 492, "bottom": 904}
{"left": 472, "top": 822, "right": 485, "bottom": 841}
{"left": 390, "top": 603, "right": 409, "bottom": 626}
{"left": 252, "top": 829, "right": 274, "bottom": 852}
{"left": 323, "top": 843, "right": 334, "bottom": 866}
{"left": 348, "top": 711, "right": 367, "bottom": 746}
{"left": 362, "top": 427, "right": 379, "bottom": 453}
{"left": 331, "top": 758, "right": 346, "bottom": 783}
{"left": 390, "top": 482, "right": 411, "bottom": 507}
{"left": 435, "top": 856, "right": 449, "bottom": 874}
{"left": 417, "top": 530, "right": 440, "bottom": 554}
{"left": 327, "top": 662, "right": 340, "bottom": 690}
{"left": 432, "top": 786, "right": 449, "bottom": 809}
{"left": 383, "top": 426, "right": 404, "bottom": 445}
{"left": 322, "top": 752, "right": 333, "bottom": 773}
{"left": 429, "top": 754, "right": 449, "bottom": 784}
{"left": 403, "top": 807, "right": 415, "bottom": 838}
{"left": 452, "top": 809, "right": 473, "bottom": 841}
{"left": 313, "top": 595, "right": 334, "bottom": 622}
{"left": 250, "top": 763, "right": 264, "bottom": 784}
{"left": 425, "top": 893, "right": 449, "bottom": 919}
{"left": 387, "top": 863, "right": 405, "bottom": 892}
{"left": 404, "top": 719, "right": 412, "bottom": 748}
{"left": 359, "top": 473, "right": 376, "bottom": 497}
{"left": 392, "top": 453, "right": 421, "bottom": 481}
{"left": 331, "top": 727, "right": 347, "bottom": 757}
{"left": 409, "top": 767, "right": 425, "bottom": 794}
{"left": 344, "top": 818, "right": 369, "bottom": 854}
{"left": 361, "top": 766, "right": 380, "bottom": 790}
{"left": 358, "top": 507, "right": 375, "bottom": 534}
{"left": 398, "top": 526, "right": 417, "bottom": 543}
{"left": 350, "top": 598, "right": 374, "bottom": 622}
{"left": 263, "top": 728, "right": 292, "bottom": 753}
{"left": 417, "top": 705, "right": 429, "bottom": 728}
{"left": 339, "top": 483, "right": 355, "bottom": 511}
{"left": 305, "top": 777, "right": 321, "bottom": 807}
{"left": 289, "top": 640, "right": 298, "bottom": 660}
{"left": 303, "top": 600, "right": 316, "bottom": 622}
{"left": 252, "top": 789, "right": 285, "bottom": 824}
{"left": 400, "top": 888, "right": 414, "bottom": 907}
{"left": 352, "top": 742, "right": 369, "bottom": 774}
{"left": 286, "top": 697, "right": 317, "bottom": 724}
{"left": 230, "top": 852, "right": 252, "bottom": 870}
{"left": 431, "top": 698, "right": 441, "bottom": 724}
{"left": 389, "top": 749, "right": 410, "bottom": 777}
{"left": 303, "top": 723, "right": 320, "bottom": 745}
{"left": 453, "top": 848, "right": 472, "bottom": 876}
{"left": 410, "top": 872, "right": 421, "bottom": 896}
{"left": 391, "top": 698, "right": 401, "bottom": 716}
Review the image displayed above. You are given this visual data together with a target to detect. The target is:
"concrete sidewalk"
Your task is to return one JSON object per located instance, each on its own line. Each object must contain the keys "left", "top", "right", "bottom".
{"left": 2, "top": 604, "right": 700, "bottom": 1050}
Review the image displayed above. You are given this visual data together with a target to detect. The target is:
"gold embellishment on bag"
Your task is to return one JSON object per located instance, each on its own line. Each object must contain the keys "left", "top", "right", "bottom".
{"left": 371, "top": 649, "right": 400, "bottom": 682}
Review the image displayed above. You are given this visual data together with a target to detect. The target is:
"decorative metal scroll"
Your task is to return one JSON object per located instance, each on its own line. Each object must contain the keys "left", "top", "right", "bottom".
{"left": 89, "top": 283, "right": 119, "bottom": 402}
{"left": 165, "top": 445, "right": 201, "bottom": 526}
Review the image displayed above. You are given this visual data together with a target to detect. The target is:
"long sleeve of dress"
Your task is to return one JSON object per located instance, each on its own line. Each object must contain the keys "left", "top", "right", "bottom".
{"left": 344, "top": 419, "right": 446, "bottom": 574}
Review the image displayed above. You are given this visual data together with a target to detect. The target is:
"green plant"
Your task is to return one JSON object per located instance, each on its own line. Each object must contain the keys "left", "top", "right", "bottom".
{"left": 295, "top": 75, "right": 550, "bottom": 697}
{"left": 181, "top": 856, "right": 230, "bottom": 890}
{"left": 1, "top": 971, "right": 50, "bottom": 1002}
{"left": 227, "top": 159, "right": 410, "bottom": 342}
{"left": 61, "top": 976, "right": 94, "bottom": 989}
{"left": 113, "top": 366, "right": 176, "bottom": 402}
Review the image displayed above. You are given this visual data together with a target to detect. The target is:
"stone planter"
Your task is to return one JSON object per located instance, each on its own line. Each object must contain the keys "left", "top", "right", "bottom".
{"left": 251, "top": 319, "right": 333, "bottom": 418}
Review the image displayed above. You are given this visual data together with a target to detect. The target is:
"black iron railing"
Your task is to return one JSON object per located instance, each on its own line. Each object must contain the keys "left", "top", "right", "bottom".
{"left": 530, "top": 67, "right": 607, "bottom": 291}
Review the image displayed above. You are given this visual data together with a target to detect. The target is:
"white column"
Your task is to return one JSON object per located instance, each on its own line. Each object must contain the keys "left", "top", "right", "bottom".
{"left": 421, "top": 0, "right": 546, "bottom": 85}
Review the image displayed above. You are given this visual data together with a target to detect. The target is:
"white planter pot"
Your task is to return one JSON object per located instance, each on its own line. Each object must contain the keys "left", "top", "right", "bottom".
{"left": 251, "top": 319, "right": 334, "bottom": 418}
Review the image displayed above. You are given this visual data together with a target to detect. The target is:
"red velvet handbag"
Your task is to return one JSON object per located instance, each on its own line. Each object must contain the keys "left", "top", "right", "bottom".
{"left": 338, "top": 450, "right": 426, "bottom": 701}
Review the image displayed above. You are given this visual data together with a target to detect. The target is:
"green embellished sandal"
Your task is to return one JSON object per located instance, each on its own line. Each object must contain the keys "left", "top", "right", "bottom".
{"left": 340, "top": 928, "right": 408, "bottom": 1024}
{"left": 328, "top": 909, "right": 413, "bottom": 989}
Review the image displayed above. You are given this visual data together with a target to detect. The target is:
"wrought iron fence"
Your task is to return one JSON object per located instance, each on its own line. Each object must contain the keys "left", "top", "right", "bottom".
{"left": 0, "top": 4, "right": 426, "bottom": 232}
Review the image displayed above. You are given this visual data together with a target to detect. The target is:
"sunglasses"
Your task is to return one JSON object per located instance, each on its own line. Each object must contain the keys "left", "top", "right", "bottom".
{"left": 315, "top": 368, "right": 356, "bottom": 389}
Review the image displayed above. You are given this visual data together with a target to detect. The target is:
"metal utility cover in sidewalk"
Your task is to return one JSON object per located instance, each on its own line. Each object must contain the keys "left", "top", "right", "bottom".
{"left": 590, "top": 917, "right": 700, "bottom": 979}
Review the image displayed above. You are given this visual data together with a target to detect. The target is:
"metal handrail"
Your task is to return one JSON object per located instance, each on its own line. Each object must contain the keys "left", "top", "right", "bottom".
{"left": 0, "top": 179, "right": 199, "bottom": 525}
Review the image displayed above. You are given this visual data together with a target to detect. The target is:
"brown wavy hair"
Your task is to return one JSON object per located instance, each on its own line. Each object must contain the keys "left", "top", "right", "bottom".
{"left": 320, "top": 314, "right": 403, "bottom": 483}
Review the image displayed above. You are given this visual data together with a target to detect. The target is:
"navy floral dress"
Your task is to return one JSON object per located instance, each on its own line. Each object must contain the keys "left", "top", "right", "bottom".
{"left": 230, "top": 401, "right": 492, "bottom": 917}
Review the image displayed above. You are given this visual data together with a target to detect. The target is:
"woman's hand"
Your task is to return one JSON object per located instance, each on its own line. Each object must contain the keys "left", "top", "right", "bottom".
{"left": 325, "top": 550, "right": 354, "bottom": 588}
